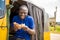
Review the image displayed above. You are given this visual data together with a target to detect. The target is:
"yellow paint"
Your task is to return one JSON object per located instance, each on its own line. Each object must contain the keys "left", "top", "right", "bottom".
{"left": 0, "top": 15, "right": 7, "bottom": 26}
{"left": 0, "top": 14, "right": 8, "bottom": 40}
{"left": 0, "top": 27, "right": 7, "bottom": 40}
{"left": 44, "top": 32, "right": 50, "bottom": 40}
{"left": 6, "top": 0, "right": 10, "bottom": 5}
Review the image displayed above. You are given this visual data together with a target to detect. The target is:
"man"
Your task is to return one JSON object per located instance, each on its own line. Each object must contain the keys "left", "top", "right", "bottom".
{"left": 11, "top": 5, "right": 35, "bottom": 40}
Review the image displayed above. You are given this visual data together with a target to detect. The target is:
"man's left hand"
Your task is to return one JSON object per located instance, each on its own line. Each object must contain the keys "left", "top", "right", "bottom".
{"left": 21, "top": 24, "right": 28, "bottom": 31}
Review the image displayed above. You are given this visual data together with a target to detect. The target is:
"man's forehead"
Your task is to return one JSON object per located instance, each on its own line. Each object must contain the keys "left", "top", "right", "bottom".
{"left": 19, "top": 5, "right": 28, "bottom": 11}
{"left": 20, "top": 9, "right": 28, "bottom": 12}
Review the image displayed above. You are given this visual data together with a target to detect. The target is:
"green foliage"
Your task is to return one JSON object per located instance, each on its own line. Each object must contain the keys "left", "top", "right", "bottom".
{"left": 56, "top": 25, "right": 60, "bottom": 32}
{"left": 49, "top": 25, "right": 60, "bottom": 33}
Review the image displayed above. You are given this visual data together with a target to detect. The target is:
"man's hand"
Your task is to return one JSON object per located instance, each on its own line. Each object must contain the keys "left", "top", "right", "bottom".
{"left": 21, "top": 24, "right": 35, "bottom": 35}
{"left": 21, "top": 24, "right": 28, "bottom": 31}
{"left": 13, "top": 22, "right": 22, "bottom": 31}
{"left": 13, "top": 22, "right": 28, "bottom": 31}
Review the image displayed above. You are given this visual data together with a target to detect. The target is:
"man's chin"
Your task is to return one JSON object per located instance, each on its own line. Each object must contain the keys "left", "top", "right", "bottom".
{"left": 21, "top": 17, "right": 25, "bottom": 19}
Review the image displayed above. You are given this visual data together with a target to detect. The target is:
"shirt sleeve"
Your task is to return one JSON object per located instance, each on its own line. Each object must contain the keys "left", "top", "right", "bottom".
{"left": 10, "top": 16, "right": 16, "bottom": 27}
{"left": 28, "top": 16, "right": 35, "bottom": 29}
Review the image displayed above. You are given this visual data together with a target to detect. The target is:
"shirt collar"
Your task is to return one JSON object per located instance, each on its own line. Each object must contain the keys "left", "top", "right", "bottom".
{"left": 18, "top": 15, "right": 28, "bottom": 21}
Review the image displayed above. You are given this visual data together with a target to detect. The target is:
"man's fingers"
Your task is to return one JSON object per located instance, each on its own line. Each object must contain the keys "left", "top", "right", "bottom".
{"left": 14, "top": 22, "right": 23, "bottom": 29}
{"left": 13, "top": 22, "right": 17, "bottom": 24}
{"left": 21, "top": 24, "right": 25, "bottom": 27}
{"left": 13, "top": 22, "right": 27, "bottom": 30}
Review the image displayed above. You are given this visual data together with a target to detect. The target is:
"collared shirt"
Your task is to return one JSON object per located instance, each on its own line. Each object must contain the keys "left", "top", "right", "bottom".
{"left": 11, "top": 15, "right": 35, "bottom": 40}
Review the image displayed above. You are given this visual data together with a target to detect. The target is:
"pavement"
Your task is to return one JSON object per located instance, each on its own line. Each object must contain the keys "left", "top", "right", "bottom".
{"left": 51, "top": 33, "right": 60, "bottom": 40}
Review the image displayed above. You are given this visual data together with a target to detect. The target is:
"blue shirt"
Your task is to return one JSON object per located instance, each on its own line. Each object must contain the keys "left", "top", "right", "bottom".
{"left": 11, "top": 15, "right": 35, "bottom": 40}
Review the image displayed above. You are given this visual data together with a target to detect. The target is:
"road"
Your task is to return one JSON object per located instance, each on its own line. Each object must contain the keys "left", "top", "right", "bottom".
{"left": 51, "top": 33, "right": 60, "bottom": 40}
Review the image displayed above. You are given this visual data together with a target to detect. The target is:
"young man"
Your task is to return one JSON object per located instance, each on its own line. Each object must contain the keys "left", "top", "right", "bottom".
{"left": 11, "top": 5, "right": 35, "bottom": 40}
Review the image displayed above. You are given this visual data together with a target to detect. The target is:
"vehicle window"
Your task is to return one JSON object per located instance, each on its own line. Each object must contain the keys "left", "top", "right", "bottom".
{"left": 0, "top": 0, "right": 5, "bottom": 18}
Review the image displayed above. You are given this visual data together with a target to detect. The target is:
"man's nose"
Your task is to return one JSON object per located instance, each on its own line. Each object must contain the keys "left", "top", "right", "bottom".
{"left": 22, "top": 13, "right": 25, "bottom": 16}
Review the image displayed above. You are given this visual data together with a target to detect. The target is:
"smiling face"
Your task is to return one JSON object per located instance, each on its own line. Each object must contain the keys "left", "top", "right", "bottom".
{"left": 19, "top": 5, "right": 28, "bottom": 19}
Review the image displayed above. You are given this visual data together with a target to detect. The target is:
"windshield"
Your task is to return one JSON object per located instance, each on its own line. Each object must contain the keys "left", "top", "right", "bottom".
{"left": 0, "top": 0, "right": 5, "bottom": 18}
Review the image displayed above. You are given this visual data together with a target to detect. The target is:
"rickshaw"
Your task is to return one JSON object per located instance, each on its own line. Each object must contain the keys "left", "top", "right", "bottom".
{"left": 0, "top": 0, "right": 50, "bottom": 40}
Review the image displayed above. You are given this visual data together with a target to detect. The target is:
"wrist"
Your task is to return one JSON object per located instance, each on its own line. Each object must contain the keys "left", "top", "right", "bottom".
{"left": 26, "top": 27, "right": 29, "bottom": 32}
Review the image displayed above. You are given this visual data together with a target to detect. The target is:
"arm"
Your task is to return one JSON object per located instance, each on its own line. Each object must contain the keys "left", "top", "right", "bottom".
{"left": 26, "top": 26, "right": 35, "bottom": 35}
{"left": 27, "top": 17, "right": 35, "bottom": 35}
{"left": 20, "top": 23, "right": 35, "bottom": 35}
{"left": 14, "top": 23, "right": 35, "bottom": 35}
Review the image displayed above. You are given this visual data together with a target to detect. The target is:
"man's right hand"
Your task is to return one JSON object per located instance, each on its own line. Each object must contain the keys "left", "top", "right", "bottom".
{"left": 13, "top": 22, "right": 22, "bottom": 31}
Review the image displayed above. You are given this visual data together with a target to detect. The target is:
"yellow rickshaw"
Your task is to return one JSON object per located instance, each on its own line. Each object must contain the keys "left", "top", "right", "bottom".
{"left": 0, "top": 0, "right": 50, "bottom": 40}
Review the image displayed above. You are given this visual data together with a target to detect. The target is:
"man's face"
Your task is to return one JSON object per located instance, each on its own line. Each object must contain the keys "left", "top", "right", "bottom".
{"left": 19, "top": 7, "right": 28, "bottom": 19}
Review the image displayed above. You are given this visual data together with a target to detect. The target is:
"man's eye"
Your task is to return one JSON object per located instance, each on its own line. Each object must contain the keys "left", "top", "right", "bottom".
{"left": 20, "top": 12, "right": 26, "bottom": 14}
{"left": 20, "top": 12, "right": 23, "bottom": 13}
{"left": 24, "top": 13, "right": 26, "bottom": 14}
